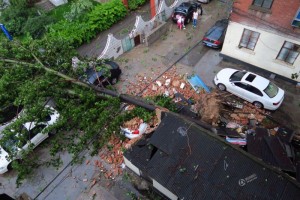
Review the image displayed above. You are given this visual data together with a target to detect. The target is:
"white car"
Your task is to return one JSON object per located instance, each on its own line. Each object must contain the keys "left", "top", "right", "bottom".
{"left": 214, "top": 68, "right": 285, "bottom": 110}
{"left": 198, "top": 0, "right": 211, "bottom": 3}
{"left": 0, "top": 105, "right": 23, "bottom": 133}
{"left": 0, "top": 106, "right": 59, "bottom": 174}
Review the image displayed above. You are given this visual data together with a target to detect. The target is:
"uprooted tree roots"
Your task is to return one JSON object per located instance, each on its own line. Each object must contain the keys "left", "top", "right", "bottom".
{"left": 193, "top": 91, "right": 221, "bottom": 125}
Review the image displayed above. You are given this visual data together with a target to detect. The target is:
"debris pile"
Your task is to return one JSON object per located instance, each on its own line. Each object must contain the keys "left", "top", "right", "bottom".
{"left": 122, "top": 117, "right": 145, "bottom": 132}
{"left": 90, "top": 135, "right": 139, "bottom": 180}
{"left": 126, "top": 68, "right": 204, "bottom": 102}
{"left": 192, "top": 91, "right": 221, "bottom": 125}
{"left": 220, "top": 97, "right": 270, "bottom": 126}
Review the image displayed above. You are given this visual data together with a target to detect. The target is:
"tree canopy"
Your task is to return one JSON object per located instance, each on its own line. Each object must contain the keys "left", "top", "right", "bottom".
{"left": 0, "top": 36, "right": 154, "bottom": 185}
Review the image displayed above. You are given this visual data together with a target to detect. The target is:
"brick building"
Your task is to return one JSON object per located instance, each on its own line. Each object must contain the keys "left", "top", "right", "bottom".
{"left": 221, "top": 0, "right": 300, "bottom": 83}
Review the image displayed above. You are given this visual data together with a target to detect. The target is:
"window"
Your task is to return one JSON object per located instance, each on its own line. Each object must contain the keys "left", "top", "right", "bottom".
{"left": 247, "top": 85, "right": 263, "bottom": 96}
{"left": 277, "top": 41, "right": 300, "bottom": 64}
{"left": 264, "top": 82, "right": 279, "bottom": 98}
{"left": 29, "top": 124, "right": 47, "bottom": 139}
{"left": 230, "top": 71, "right": 247, "bottom": 82}
{"left": 292, "top": 8, "right": 300, "bottom": 28}
{"left": 239, "top": 29, "right": 260, "bottom": 50}
{"left": 234, "top": 82, "right": 248, "bottom": 90}
{"left": 252, "top": 0, "right": 273, "bottom": 9}
{"left": 245, "top": 74, "right": 256, "bottom": 82}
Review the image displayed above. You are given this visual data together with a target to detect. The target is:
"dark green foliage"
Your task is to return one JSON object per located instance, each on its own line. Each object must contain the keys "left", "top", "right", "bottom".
{"left": 128, "top": 0, "right": 147, "bottom": 10}
{"left": 23, "top": 15, "right": 56, "bottom": 39}
{"left": 0, "top": 0, "right": 56, "bottom": 39}
{"left": 48, "top": 19, "right": 94, "bottom": 46}
{"left": 48, "top": 3, "right": 73, "bottom": 21}
{"left": 0, "top": 1, "right": 36, "bottom": 36}
{"left": 149, "top": 95, "right": 178, "bottom": 112}
{"left": 0, "top": 37, "right": 155, "bottom": 185}
{"left": 47, "top": 0, "right": 127, "bottom": 47}
{"left": 86, "top": 0, "right": 127, "bottom": 32}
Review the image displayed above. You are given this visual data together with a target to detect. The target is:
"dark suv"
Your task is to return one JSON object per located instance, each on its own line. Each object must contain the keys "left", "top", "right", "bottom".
{"left": 86, "top": 60, "right": 122, "bottom": 87}
{"left": 172, "top": 1, "right": 202, "bottom": 25}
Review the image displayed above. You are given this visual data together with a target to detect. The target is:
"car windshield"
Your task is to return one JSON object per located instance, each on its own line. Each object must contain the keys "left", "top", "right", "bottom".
{"left": 229, "top": 71, "right": 247, "bottom": 82}
{"left": 206, "top": 27, "right": 223, "bottom": 40}
{"left": 0, "top": 105, "right": 22, "bottom": 124}
{"left": 2, "top": 135, "right": 19, "bottom": 154}
{"left": 174, "top": 11, "right": 187, "bottom": 16}
{"left": 1, "top": 126, "right": 28, "bottom": 154}
{"left": 264, "top": 82, "right": 279, "bottom": 98}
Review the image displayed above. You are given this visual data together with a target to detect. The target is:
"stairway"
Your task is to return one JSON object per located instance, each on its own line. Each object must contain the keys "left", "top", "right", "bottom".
{"left": 35, "top": 0, "right": 55, "bottom": 12}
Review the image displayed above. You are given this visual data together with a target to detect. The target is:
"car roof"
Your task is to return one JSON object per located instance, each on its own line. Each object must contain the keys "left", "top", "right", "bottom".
{"left": 205, "top": 27, "right": 224, "bottom": 40}
{"left": 242, "top": 72, "right": 269, "bottom": 90}
{"left": 205, "top": 19, "right": 228, "bottom": 39}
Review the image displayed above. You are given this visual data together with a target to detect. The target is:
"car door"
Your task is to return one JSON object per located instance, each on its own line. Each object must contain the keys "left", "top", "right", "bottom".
{"left": 227, "top": 82, "right": 252, "bottom": 102}
{"left": 29, "top": 124, "right": 48, "bottom": 148}
{"left": 244, "top": 85, "right": 264, "bottom": 104}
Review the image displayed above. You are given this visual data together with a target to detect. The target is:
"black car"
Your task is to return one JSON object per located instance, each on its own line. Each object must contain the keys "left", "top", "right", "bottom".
{"left": 86, "top": 60, "right": 122, "bottom": 87}
{"left": 202, "top": 19, "right": 228, "bottom": 48}
{"left": 172, "top": 1, "right": 202, "bottom": 25}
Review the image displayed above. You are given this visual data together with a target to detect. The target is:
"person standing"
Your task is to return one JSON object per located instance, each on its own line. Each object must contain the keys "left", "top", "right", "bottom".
{"left": 193, "top": 10, "right": 199, "bottom": 28}
{"left": 181, "top": 16, "right": 186, "bottom": 29}
{"left": 177, "top": 15, "right": 182, "bottom": 29}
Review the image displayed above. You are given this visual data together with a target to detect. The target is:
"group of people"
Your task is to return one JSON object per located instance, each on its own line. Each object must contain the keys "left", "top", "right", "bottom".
{"left": 177, "top": 10, "right": 199, "bottom": 30}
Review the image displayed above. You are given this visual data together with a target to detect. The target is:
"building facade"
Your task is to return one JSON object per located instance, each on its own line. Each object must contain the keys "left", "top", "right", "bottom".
{"left": 221, "top": 0, "right": 300, "bottom": 82}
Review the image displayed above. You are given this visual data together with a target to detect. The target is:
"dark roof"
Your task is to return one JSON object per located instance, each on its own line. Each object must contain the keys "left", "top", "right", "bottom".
{"left": 247, "top": 128, "right": 295, "bottom": 172}
{"left": 124, "top": 113, "right": 300, "bottom": 199}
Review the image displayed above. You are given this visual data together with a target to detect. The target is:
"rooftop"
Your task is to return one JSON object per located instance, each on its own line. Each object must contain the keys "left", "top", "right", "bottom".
{"left": 124, "top": 112, "right": 300, "bottom": 199}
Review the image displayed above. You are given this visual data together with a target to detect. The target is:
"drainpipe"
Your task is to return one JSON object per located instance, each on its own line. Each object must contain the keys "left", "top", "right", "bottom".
{"left": 150, "top": 0, "right": 156, "bottom": 18}
{"left": 122, "top": 0, "right": 128, "bottom": 8}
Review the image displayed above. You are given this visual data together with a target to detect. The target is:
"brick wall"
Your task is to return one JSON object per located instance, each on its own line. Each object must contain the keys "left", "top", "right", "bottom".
{"left": 231, "top": 0, "right": 300, "bottom": 36}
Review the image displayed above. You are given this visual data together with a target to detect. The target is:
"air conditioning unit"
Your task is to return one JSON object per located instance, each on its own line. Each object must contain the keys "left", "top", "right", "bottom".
{"left": 291, "top": 8, "right": 300, "bottom": 28}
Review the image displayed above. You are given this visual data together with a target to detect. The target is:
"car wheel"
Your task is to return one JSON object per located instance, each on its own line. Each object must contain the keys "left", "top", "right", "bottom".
{"left": 253, "top": 101, "right": 263, "bottom": 109}
{"left": 217, "top": 83, "right": 226, "bottom": 91}
{"left": 111, "top": 77, "right": 118, "bottom": 85}
{"left": 198, "top": 7, "right": 203, "bottom": 16}
{"left": 187, "top": 18, "right": 191, "bottom": 24}
{"left": 7, "top": 163, "right": 13, "bottom": 171}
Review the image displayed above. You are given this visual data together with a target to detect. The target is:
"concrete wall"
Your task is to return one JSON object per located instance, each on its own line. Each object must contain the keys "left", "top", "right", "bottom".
{"left": 98, "top": 34, "right": 124, "bottom": 59}
{"left": 50, "top": 0, "right": 68, "bottom": 6}
{"left": 145, "top": 21, "right": 169, "bottom": 46}
{"left": 123, "top": 157, "right": 141, "bottom": 176}
{"left": 153, "top": 179, "right": 178, "bottom": 200}
{"left": 221, "top": 21, "right": 300, "bottom": 82}
{"left": 98, "top": 0, "right": 187, "bottom": 59}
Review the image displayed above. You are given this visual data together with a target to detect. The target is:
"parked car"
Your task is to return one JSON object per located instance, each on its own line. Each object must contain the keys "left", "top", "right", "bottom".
{"left": 202, "top": 19, "right": 228, "bottom": 48}
{"left": 198, "top": 0, "right": 212, "bottom": 3}
{"left": 85, "top": 60, "right": 122, "bottom": 87}
{"left": 0, "top": 105, "right": 23, "bottom": 133}
{"left": 214, "top": 68, "right": 285, "bottom": 110}
{"left": 0, "top": 106, "right": 59, "bottom": 174}
{"left": 171, "top": 1, "right": 202, "bottom": 25}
